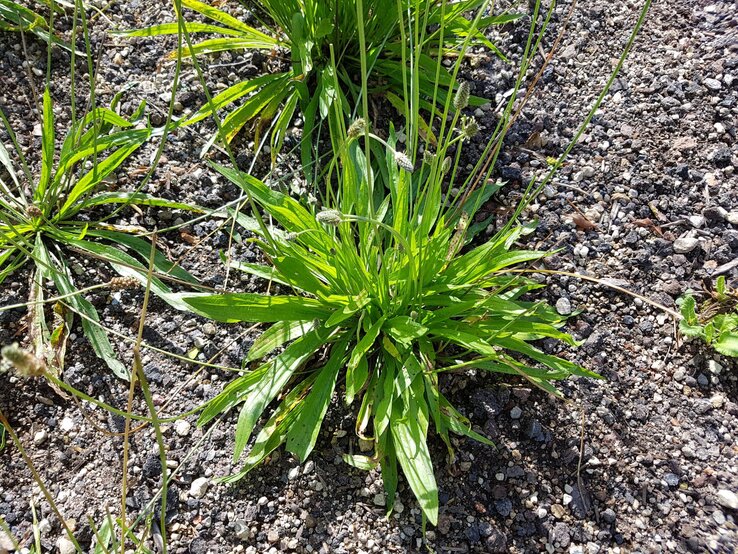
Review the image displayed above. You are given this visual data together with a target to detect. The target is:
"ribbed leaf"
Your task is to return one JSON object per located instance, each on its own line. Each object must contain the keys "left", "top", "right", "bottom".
{"left": 183, "top": 292, "right": 333, "bottom": 323}
{"left": 232, "top": 327, "right": 330, "bottom": 459}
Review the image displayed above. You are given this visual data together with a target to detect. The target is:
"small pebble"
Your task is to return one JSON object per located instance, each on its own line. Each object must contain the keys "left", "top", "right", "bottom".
{"left": 556, "top": 297, "right": 573, "bottom": 316}
{"left": 174, "top": 420, "right": 192, "bottom": 437}
{"left": 716, "top": 489, "right": 738, "bottom": 511}
{"left": 189, "top": 477, "right": 209, "bottom": 498}
{"left": 673, "top": 237, "right": 699, "bottom": 253}
{"left": 56, "top": 537, "right": 76, "bottom": 554}
{"left": 34, "top": 429, "right": 48, "bottom": 445}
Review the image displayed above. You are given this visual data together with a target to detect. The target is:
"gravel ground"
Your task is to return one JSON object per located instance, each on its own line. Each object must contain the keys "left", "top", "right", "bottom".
{"left": 1, "top": 0, "right": 737, "bottom": 553}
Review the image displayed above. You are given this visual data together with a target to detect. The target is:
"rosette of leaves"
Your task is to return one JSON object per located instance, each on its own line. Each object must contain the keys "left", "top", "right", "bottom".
{"left": 120, "top": 0, "right": 518, "bottom": 163}
{"left": 679, "top": 276, "right": 738, "bottom": 357}
{"left": 0, "top": 89, "right": 201, "bottom": 379}
{"left": 182, "top": 114, "right": 599, "bottom": 523}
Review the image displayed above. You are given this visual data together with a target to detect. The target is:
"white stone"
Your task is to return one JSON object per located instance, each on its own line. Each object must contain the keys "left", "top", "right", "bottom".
{"left": 57, "top": 537, "right": 76, "bottom": 554}
{"left": 510, "top": 406, "right": 522, "bottom": 420}
{"left": 174, "top": 420, "right": 192, "bottom": 437}
{"left": 688, "top": 215, "right": 705, "bottom": 228}
{"left": 673, "top": 237, "right": 699, "bottom": 254}
{"left": 33, "top": 429, "right": 47, "bottom": 445}
{"left": 288, "top": 466, "right": 301, "bottom": 481}
{"left": 716, "top": 489, "right": 738, "bottom": 511}
{"left": 0, "top": 528, "right": 13, "bottom": 551}
{"left": 555, "top": 297, "right": 573, "bottom": 316}
{"left": 60, "top": 417, "right": 75, "bottom": 433}
{"left": 373, "top": 493, "right": 385, "bottom": 506}
{"left": 189, "top": 477, "right": 210, "bottom": 498}
{"left": 703, "top": 78, "right": 722, "bottom": 91}
{"left": 726, "top": 212, "right": 738, "bottom": 225}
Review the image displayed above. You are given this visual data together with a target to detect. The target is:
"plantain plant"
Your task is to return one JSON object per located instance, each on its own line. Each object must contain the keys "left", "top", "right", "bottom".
{"left": 120, "top": 0, "right": 519, "bottom": 165}
{"left": 179, "top": 0, "right": 604, "bottom": 516}
{"left": 0, "top": 89, "right": 201, "bottom": 379}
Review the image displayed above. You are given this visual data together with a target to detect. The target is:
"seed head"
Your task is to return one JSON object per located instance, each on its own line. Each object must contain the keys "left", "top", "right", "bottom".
{"left": 454, "top": 81, "right": 471, "bottom": 111}
{"left": 347, "top": 118, "right": 367, "bottom": 139}
{"left": 1, "top": 343, "right": 45, "bottom": 378}
{"left": 422, "top": 150, "right": 435, "bottom": 165}
{"left": 394, "top": 151, "right": 414, "bottom": 172}
{"left": 460, "top": 116, "right": 479, "bottom": 140}
{"left": 285, "top": 232, "right": 299, "bottom": 242}
{"left": 316, "top": 209, "right": 343, "bottom": 226}
{"left": 442, "top": 156, "right": 452, "bottom": 173}
{"left": 109, "top": 276, "right": 139, "bottom": 291}
{"left": 26, "top": 205, "right": 43, "bottom": 218}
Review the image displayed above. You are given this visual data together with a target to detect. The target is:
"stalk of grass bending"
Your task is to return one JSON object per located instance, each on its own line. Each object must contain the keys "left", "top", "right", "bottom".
{"left": 96, "top": 0, "right": 184, "bottom": 227}
{"left": 18, "top": 23, "right": 41, "bottom": 116}
{"left": 450, "top": 0, "right": 556, "bottom": 215}
{"left": 45, "top": 0, "right": 55, "bottom": 85}
{"left": 0, "top": 111, "right": 33, "bottom": 189}
{"left": 0, "top": 281, "right": 116, "bottom": 312}
{"left": 0, "top": 412, "right": 85, "bottom": 553}
{"left": 0, "top": 519, "right": 20, "bottom": 552}
{"left": 129, "top": 234, "right": 169, "bottom": 553}
{"left": 168, "top": 0, "right": 276, "bottom": 253}
{"left": 355, "top": 0, "right": 374, "bottom": 217}
{"left": 69, "top": 1, "right": 79, "bottom": 125}
{"left": 76, "top": 0, "right": 100, "bottom": 186}
{"left": 119, "top": 348, "right": 138, "bottom": 552}
{"left": 44, "top": 300, "right": 244, "bottom": 373}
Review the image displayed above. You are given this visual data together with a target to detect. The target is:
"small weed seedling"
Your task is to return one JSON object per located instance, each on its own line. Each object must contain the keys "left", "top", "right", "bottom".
{"left": 679, "top": 276, "right": 738, "bottom": 357}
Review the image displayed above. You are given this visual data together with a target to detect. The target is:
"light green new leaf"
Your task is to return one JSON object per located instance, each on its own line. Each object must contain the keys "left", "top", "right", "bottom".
{"left": 247, "top": 320, "right": 315, "bottom": 362}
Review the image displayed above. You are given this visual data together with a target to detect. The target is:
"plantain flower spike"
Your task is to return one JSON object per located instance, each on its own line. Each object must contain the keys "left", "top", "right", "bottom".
{"left": 461, "top": 116, "right": 479, "bottom": 140}
{"left": 347, "top": 118, "right": 367, "bottom": 139}
{"left": 442, "top": 156, "right": 452, "bottom": 173}
{"left": 316, "top": 209, "right": 343, "bottom": 226}
{"left": 394, "top": 151, "right": 414, "bottom": 172}
{"left": 1, "top": 343, "right": 45, "bottom": 377}
{"left": 422, "top": 149, "right": 435, "bottom": 165}
{"left": 454, "top": 81, "right": 471, "bottom": 111}
{"left": 109, "top": 276, "right": 139, "bottom": 291}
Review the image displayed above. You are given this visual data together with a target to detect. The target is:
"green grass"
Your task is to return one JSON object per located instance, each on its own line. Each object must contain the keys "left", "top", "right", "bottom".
{"left": 0, "top": 0, "right": 72, "bottom": 50}
{"left": 120, "top": 0, "right": 519, "bottom": 166}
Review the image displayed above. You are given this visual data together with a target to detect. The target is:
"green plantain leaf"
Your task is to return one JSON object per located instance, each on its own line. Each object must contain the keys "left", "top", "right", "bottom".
{"left": 286, "top": 337, "right": 349, "bottom": 461}
{"left": 233, "top": 327, "right": 331, "bottom": 459}
{"left": 391, "top": 412, "right": 438, "bottom": 525}
{"left": 183, "top": 292, "right": 333, "bottom": 323}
